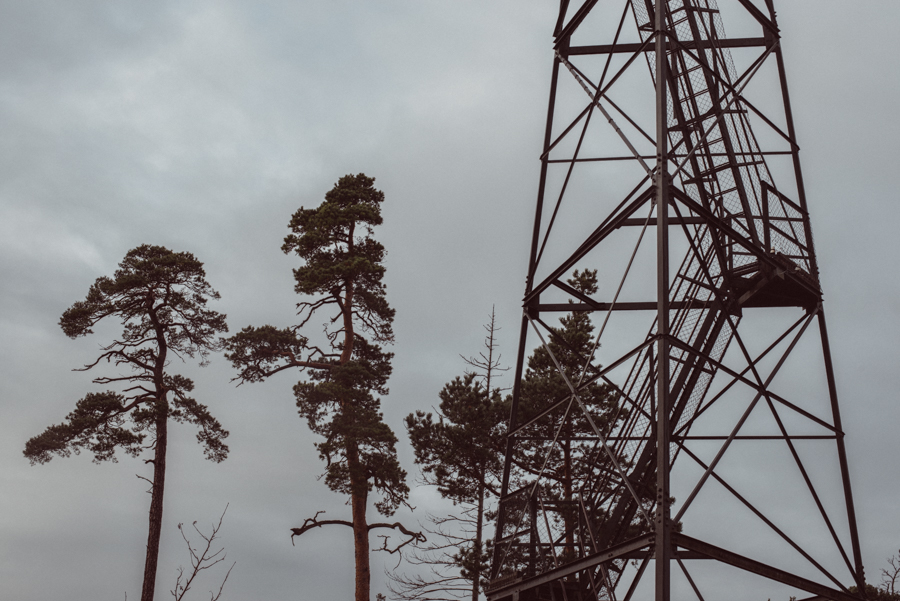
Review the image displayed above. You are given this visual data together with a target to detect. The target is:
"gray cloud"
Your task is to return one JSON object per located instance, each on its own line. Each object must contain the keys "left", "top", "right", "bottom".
{"left": 2, "top": 1, "right": 898, "bottom": 599}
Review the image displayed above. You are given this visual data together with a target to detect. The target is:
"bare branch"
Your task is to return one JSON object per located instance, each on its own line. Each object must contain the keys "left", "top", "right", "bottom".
{"left": 171, "top": 505, "right": 233, "bottom": 601}
{"left": 136, "top": 473, "right": 154, "bottom": 495}
{"left": 290, "top": 511, "right": 354, "bottom": 546}
{"left": 94, "top": 375, "right": 154, "bottom": 390}
{"left": 74, "top": 348, "right": 154, "bottom": 373}
{"left": 238, "top": 358, "right": 335, "bottom": 384}
{"left": 296, "top": 297, "right": 339, "bottom": 328}
{"left": 370, "top": 522, "right": 426, "bottom": 558}
{"left": 209, "top": 561, "right": 235, "bottom": 601}
{"left": 882, "top": 550, "right": 900, "bottom": 595}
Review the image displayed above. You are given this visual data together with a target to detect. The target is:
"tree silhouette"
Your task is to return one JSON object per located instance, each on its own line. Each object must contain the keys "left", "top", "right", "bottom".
{"left": 224, "top": 173, "right": 416, "bottom": 601}
{"left": 394, "top": 310, "right": 507, "bottom": 601}
{"left": 171, "top": 505, "right": 236, "bottom": 601}
{"left": 513, "top": 270, "right": 627, "bottom": 558}
{"left": 23, "top": 244, "right": 229, "bottom": 601}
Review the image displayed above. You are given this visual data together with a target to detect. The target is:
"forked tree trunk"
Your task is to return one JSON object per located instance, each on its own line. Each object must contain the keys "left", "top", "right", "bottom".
{"left": 348, "top": 445, "right": 370, "bottom": 601}
{"left": 141, "top": 400, "right": 168, "bottom": 601}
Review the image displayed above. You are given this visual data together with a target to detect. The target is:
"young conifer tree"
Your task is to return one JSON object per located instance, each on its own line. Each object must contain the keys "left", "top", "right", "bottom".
{"left": 23, "top": 245, "right": 230, "bottom": 601}
{"left": 513, "top": 269, "right": 627, "bottom": 557}
{"left": 224, "top": 173, "right": 416, "bottom": 601}
{"left": 395, "top": 310, "right": 507, "bottom": 601}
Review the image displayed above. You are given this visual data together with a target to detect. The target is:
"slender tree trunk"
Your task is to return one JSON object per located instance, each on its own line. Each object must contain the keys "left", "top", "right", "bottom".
{"left": 471, "top": 309, "right": 494, "bottom": 601}
{"left": 564, "top": 434, "right": 574, "bottom": 555}
{"left": 340, "top": 276, "right": 369, "bottom": 601}
{"left": 472, "top": 475, "right": 485, "bottom": 601}
{"left": 340, "top": 259, "right": 356, "bottom": 363}
{"left": 141, "top": 400, "right": 168, "bottom": 601}
{"left": 337, "top": 269, "right": 370, "bottom": 600}
{"left": 348, "top": 444, "right": 370, "bottom": 601}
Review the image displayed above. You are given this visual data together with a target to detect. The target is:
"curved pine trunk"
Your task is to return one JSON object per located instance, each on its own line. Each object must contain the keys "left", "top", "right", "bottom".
{"left": 140, "top": 403, "right": 168, "bottom": 601}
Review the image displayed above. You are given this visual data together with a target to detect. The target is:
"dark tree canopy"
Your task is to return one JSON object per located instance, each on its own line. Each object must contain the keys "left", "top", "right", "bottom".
{"left": 517, "top": 270, "right": 614, "bottom": 425}
{"left": 224, "top": 174, "right": 406, "bottom": 512}
{"left": 295, "top": 337, "right": 407, "bottom": 516}
{"left": 514, "top": 269, "right": 623, "bottom": 488}
{"left": 23, "top": 244, "right": 229, "bottom": 601}
{"left": 25, "top": 245, "right": 229, "bottom": 465}
{"left": 225, "top": 172, "right": 395, "bottom": 378}
{"left": 501, "top": 270, "right": 635, "bottom": 566}
{"left": 407, "top": 373, "right": 506, "bottom": 505}
{"left": 401, "top": 372, "right": 506, "bottom": 599}
{"left": 59, "top": 245, "right": 227, "bottom": 355}
{"left": 282, "top": 172, "right": 394, "bottom": 346}
{"left": 24, "top": 391, "right": 144, "bottom": 464}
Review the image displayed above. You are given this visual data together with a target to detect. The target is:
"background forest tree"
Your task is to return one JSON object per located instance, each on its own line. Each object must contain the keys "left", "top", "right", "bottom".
{"left": 23, "top": 245, "right": 229, "bottom": 601}
{"left": 224, "top": 173, "right": 416, "bottom": 601}
{"left": 846, "top": 550, "right": 900, "bottom": 601}
{"left": 394, "top": 271, "right": 631, "bottom": 600}
{"left": 395, "top": 311, "right": 507, "bottom": 601}
{"left": 512, "top": 269, "right": 630, "bottom": 556}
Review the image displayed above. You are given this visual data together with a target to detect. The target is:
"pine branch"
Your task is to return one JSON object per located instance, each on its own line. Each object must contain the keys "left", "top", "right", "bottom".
{"left": 290, "top": 511, "right": 354, "bottom": 546}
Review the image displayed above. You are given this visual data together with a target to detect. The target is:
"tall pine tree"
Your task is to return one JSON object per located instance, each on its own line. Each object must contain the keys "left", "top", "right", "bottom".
{"left": 224, "top": 174, "right": 416, "bottom": 601}
{"left": 24, "top": 245, "right": 229, "bottom": 601}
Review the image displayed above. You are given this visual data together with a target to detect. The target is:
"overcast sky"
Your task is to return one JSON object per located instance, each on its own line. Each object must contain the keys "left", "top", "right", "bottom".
{"left": 1, "top": 2, "right": 899, "bottom": 600}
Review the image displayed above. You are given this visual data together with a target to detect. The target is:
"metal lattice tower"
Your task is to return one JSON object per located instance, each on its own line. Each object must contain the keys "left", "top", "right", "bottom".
{"left": 487, "top": 2, "right": 866, "bottom": 600}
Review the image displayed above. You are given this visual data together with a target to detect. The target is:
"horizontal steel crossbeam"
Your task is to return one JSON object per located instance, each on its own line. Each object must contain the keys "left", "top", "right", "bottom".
{"left": 568, "top": 36, "right": 770, "bottom": 56}
{"left": 486, "top": 533, "right": 655, "bottom": 600}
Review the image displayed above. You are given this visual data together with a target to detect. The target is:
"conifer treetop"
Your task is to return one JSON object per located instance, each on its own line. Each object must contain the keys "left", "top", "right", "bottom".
{"left": 25, "top": 244, "right": 229, "bottom": 466}
{"left": 283, "top": 173, "right": 394, "bottom": 345}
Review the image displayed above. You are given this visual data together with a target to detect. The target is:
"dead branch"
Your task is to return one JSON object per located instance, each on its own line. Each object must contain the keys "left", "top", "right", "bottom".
{"left": 370, "top": 522, "right": 426, "bottom": 557}
{"left": 369, "top": 522, "right": 425, "bottom": 541}
{"left": 135, "top": 473, "right": 154, "bottom": 494}
{"left": 883, "top": 550, "right": 900, "bottom": 595}
{"left": 170, "top": 504, "right": 234, "bottom": 601}
{"left": 208, "top": 561, "right": 235, "bottom": 601}
{"left": 461, "top": 307, "right": 510, "bottom": 389}
{"left": 370, "top": 522, "right": 427, "bottom": 572}
{"left": 75, "top": 349, "right": 154, "bottom": 373}
{"left": 290, "top": 511, "right": 354, "bottom": 546}
{"left": 289, "top": 512, "right": 425, "bottom": 557}
{"left": 384, "top": 509, "right": 496, "bottom": 601}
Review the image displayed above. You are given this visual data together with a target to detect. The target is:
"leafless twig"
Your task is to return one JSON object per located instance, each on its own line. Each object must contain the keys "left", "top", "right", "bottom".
{"left": 135, "top": 473, "right": 154, "bottom": 494}
{"left": 883, "top": 550, "right": 900, "bottom": 595}
{"left": 170, "top": 504, "right": 235, "bottom": 601}
{"left": 386, "top": 510, "right": 490, "bottom": 601}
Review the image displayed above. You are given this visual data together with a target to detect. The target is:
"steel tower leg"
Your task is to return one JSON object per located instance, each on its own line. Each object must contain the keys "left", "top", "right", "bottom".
{"left": 653, "top": 0, "right": 671, "bottom": 599}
